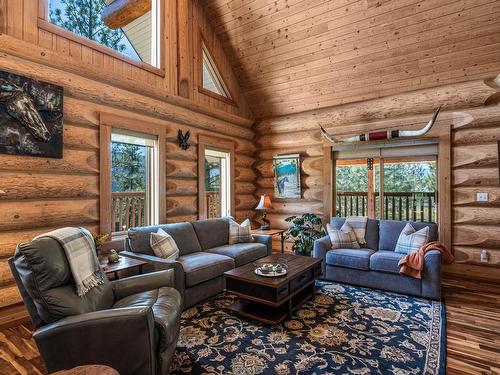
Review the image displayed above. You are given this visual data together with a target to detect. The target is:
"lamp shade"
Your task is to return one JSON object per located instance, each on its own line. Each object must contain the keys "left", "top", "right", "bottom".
{"left": 255, "top": 195, "right": 272, "bottom": 210}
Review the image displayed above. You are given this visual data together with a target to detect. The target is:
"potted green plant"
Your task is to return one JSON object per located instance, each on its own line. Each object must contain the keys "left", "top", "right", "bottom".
{"left": 284, "top": 213, "right": 326, "bottom": 256}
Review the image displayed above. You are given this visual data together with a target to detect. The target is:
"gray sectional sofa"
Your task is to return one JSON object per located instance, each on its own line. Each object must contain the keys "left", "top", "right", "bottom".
{"left": 313, "top": 218, "right": 442, "bottom": 299}
{"left": 122, "top": 218, "right": 272, "bottom": 308}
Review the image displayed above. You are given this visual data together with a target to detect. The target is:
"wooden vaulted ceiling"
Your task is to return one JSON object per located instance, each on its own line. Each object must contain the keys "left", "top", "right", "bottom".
{"left": 201, "top": 0, "right": 500, "bottom": 119}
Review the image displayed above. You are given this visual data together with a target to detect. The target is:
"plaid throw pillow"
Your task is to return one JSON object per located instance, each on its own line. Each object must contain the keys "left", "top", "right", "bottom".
{"left": 150, "top": 228, "right": 179, "bottom": 260}
{"left": 229, "top": 219, "right": 254, "bottom": 244}
{"left": 346, "top": 216, "right": 368, "bottom": 245}
{"left": 326, "top": 222, "right": 360, "bottom": 249}
{"left": 394, "top": 223, "right": 430, "bottom": 254}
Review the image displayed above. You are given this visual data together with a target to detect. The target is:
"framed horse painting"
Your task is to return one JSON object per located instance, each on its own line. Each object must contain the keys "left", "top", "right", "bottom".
{"left": 273, "top": 154, "right": 301, "bottom": 199}
{"left": 0, "top": 70, "right": 63, "bottom": 158}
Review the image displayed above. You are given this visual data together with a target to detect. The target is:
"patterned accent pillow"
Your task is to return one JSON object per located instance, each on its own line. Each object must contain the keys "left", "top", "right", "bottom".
{"left": 326, "top": 222, "right": 361, "bottom": 249}
{"left": 229, "top": 219, "right": 254, "bottom": 244}
{"left": 394, "top": 223, "right": 430, "bottom": 254}
{"left": 346, "top": 216, "right": 368, "bottom": 245}
{"left": 150, "top": 228, "right": 179, "bottom": 260}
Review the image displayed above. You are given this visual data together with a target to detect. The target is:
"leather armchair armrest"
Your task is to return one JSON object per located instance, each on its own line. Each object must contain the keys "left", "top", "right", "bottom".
{"left": 111, "top": 269, "right": 175, "bottom": 300}
{"left": 253, "top": 234, "right": 273, "bottom": 256}
{"left": 34, "top": 307, "right": 156, "bottom": 374}
{"left": 313, "top": 235, "right": 331, "bottom": 275}
{"left": 121, "top": 251, "right": 185, "bottom": 294}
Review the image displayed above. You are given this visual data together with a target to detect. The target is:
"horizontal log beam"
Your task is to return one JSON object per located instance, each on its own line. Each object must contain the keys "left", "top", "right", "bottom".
{"left": 102, "top": 0, "right": 151, "bottom": 30}
{"left": 0, "top": 34, "right": 254, "bottom": 129}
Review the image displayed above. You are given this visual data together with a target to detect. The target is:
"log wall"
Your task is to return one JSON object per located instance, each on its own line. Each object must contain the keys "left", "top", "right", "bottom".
{"left": 0, "top": 0, "right": 257, "bottom": 309}
{"left": 254, "top": 76, "right": 500, "bottom": 282}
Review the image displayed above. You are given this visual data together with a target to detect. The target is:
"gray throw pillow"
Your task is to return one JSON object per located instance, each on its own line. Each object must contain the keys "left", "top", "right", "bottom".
{"left": 150, "top": 228, "right": 179, "bottom": 260}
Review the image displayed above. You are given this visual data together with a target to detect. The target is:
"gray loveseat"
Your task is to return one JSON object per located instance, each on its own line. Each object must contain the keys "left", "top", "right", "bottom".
{"left": 313, "top": 218, "right": 442, "bottom": 299}
{"left": 122, "top": 218, "right": 272, "bottom": 308}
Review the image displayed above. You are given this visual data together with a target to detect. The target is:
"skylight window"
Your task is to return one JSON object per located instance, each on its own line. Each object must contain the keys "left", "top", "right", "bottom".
{"left": 201, "top": 44, "right": 231, "bottom": 99}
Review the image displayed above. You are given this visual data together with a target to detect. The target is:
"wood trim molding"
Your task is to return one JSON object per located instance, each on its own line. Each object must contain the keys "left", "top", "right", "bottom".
{"left": 37, "top": 19, "right": 165, "bottom": 77}
{"left": 438, "top": 125, "right": 452, "bottom": 249}
{"left": 198, "top": 134, "right": 236, "bottom": 220}
{"left": 322, "top": 145, "right": 332, "bottom": 225}
{"left": 99, "top": 112, "right": 167, "bottom": 234}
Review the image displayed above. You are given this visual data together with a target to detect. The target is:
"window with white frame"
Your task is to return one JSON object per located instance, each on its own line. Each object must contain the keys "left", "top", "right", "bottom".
{"left": 204, "top": 148, "right": 231, "bottom": 218}
{"left": 48, "top": 0, "right": 161, "bottom": 67}
{"left": 111, "top": 129, "right": 160, "bottom": 232}
{"left": 201, "top": 43, "right": 231, "bottom": 99}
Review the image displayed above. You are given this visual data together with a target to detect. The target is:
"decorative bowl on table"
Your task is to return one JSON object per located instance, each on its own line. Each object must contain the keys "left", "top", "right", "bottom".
{"left": 253, "top": 258, "right": 288, "bottom": 277}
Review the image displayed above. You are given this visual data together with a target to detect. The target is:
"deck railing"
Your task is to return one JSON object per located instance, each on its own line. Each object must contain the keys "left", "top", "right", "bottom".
{"left": 206, "top": 191, "right": 221, "bottom": 219}
{"left": 336, "top": 191, "right": 436, "bottom": 222}
{"left": 112, "top": 192, "right": 146, "bottom": 232}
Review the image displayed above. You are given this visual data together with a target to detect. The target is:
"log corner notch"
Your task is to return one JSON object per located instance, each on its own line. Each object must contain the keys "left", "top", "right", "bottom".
{"left": 102, "top": 0, "right": 151, "bottom": 30}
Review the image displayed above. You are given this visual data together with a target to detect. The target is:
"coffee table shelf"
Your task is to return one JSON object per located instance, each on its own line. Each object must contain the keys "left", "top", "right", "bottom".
{"left": 224, "top": 254, "right": 322, "bottom": 325}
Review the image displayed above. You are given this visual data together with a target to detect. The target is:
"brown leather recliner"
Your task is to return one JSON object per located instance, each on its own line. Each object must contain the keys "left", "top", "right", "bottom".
{"left": 9, "top": 236, "right": 182, "bottom": 375}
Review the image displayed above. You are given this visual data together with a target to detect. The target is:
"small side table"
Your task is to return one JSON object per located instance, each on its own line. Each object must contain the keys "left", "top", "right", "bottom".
{"left": 251, "top": 228, "right": 286, "bottom": 253}
{"left": 99, "top": 254, "right": 147, "bottom": 279}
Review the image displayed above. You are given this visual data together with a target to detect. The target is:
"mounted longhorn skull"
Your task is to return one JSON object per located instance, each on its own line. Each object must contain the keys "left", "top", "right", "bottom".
{"left": 320, "top": 106, "right": 441, "bottom": 144}
{"left": 0, "top": 79, "right": 51, "bottom": 142}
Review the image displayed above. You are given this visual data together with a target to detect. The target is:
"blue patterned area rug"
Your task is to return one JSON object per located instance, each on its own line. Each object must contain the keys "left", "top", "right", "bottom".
{"left": 170, "top": 281, "right": 446, "bottom": 374}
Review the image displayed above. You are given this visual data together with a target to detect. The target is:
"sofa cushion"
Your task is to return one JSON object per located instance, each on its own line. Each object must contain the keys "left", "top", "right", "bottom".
{"left": 370, "top": 251, "right": 406, "bottom": 274}
{"left": 331, "top": 218, "right": 379, "bottom": 250}
{"left": 205, "top": 243, "right": 267, "bottom": 267}
{"left": 325, "top": 248, "right": 375, "bottom": 270}
{"left": 191, "top": 219, "right": 229, "bottom": 250}
{"left": 128, "top": 223, "right": 202, "bottom": 256}
{"left": 178, "top": 252, "right": 234, "bottom": 287}
{"left": 13, "top": 238, "right": 114, "bottom": 324}
{"left": 379, "top": 220, "right": 437, "bottom": 251}
{"left": 113, "top": 287, "right": 182, "bottom": 347}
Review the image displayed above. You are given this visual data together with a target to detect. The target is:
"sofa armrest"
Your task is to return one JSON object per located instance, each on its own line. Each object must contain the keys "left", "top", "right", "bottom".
{"left": 253, "top": 234, "right": 273, "bottom": 256}
{"left": 121, "top": 251, "right": 185, "bottom": 294}
{"left": 421, "top": 249, "right": 442, "bottom": 300}
{"left": 111, "top": 269, "right": 175, "bottom": 300}
{"left": 34, "top": 307, "right": 156, "bottom": 374}
{"left": 313, "top": 235, "right": 331, "bottom": 275}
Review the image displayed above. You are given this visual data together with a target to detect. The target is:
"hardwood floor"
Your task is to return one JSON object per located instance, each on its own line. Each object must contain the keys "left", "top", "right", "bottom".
{"left": 0, "top": 278, "right": 498, "bottom": 374}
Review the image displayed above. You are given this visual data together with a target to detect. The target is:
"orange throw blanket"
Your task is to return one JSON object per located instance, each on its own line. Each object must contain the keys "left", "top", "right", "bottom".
{"left": 398, "top": 241, "right": 455, "bottom": 279}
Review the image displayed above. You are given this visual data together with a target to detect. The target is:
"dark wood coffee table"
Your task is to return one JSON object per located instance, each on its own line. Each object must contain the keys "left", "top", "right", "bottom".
{"left": 224, "top": 253, "right": 322, "bottom": 325}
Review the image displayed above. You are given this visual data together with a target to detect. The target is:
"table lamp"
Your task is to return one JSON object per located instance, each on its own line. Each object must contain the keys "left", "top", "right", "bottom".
{"left": 255, "top": 195, "right": 273, "bottom": 230}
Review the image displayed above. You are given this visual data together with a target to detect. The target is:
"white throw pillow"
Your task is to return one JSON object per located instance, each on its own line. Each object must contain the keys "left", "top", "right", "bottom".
{"left": 326, "top": 222, "right": 360, "bottom": 249}
{"left": 228, "top": 219, "right": 254, "bottom": 244}
{"left": 150, "top": 228, "right": 179, "bottom": 260}
{"left": 394, "top": 223, "right": 429, "bottom": 254}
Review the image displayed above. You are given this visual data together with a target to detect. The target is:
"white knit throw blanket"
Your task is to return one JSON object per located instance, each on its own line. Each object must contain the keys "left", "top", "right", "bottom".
{"left": 35, "top": 227, "right": 103, "bottom": 297}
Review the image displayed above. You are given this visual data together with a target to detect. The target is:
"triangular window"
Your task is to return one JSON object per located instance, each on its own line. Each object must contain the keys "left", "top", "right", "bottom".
{"left": 202, "top": 43, "right": 231, "bottom": 99}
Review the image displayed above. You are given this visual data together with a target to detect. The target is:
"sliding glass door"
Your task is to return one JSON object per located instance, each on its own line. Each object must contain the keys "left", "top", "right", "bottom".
{"left": 333, "top": 141, "right": 438, "bottom": 223}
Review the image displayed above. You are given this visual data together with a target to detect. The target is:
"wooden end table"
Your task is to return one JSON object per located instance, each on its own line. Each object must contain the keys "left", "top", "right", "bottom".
{"left": 99, "top": 254, "right": 146, "bottom": 280}
{"left": 251, "top": 228, "right": 286, "bottom": 253}
{"left": 224, "top": 253, "right": 322, "bottom": 325}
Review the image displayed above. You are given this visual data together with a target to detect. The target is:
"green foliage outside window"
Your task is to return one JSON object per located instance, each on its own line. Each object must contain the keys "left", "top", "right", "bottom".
{"left": 50, "top": 0, "right": 127, "bottom": 52}
{"left": 336, "top": 162, "right": 436, "bottom": 193}
{"left": 111, "top": 143, "right": 146, "bottom": 192}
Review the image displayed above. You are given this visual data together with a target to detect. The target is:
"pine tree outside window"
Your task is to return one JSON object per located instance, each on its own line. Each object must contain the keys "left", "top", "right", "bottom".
{"left": 47, "top": 0, "right": 161, "bottom": 67}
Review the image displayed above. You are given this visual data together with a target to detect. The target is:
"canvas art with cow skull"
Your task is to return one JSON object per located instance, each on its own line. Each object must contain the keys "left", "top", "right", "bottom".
{"left": 0, "top": 71, "right": 63, "bottom": 158}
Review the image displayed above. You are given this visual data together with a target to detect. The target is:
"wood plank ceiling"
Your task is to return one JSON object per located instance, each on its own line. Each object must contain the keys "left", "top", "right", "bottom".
{"left": 201, "top": 0, "right": 500, "bottom": 119}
